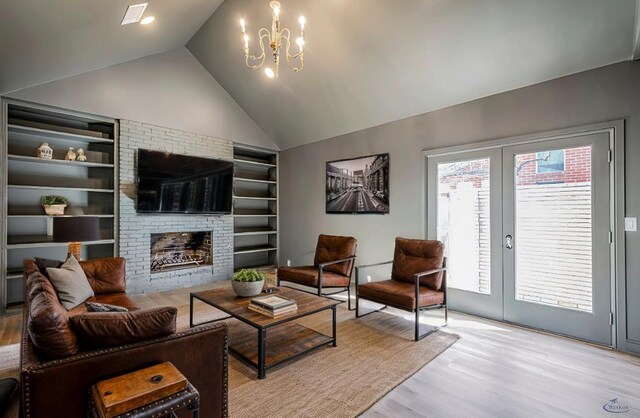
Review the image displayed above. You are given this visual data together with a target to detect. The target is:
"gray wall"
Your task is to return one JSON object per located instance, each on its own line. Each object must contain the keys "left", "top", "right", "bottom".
{"left": 279, "top": 61, "right": 640, "bottom": 353}
{"left": 7, "top": 47, "right": 278, "bottom": 150}
{"left": 119, "top": 119, "right": 234, "bottom": 294}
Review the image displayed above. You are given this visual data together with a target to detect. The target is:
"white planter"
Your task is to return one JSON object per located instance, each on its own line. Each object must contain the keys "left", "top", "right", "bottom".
{"left": 232, "top": 280, "right": 264, "bottom": 297}
{"left": 42, "top": 204, "right": 66, "bottom": 216}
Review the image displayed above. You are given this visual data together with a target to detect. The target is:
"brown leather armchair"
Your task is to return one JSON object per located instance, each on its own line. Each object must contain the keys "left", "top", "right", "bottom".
{"left": 277, "top": 234, "right": 357, "bottom": 309}
{"left": 21, "top": 257, "right": 228, "bottom": 418}
{"left": 355, "top": 238, "right": 448, "bottom": 341}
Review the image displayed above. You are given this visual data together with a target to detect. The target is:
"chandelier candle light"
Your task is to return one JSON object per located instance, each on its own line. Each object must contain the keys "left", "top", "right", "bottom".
{"left": 240, "top": 1, "right": 305, "bottom": 78}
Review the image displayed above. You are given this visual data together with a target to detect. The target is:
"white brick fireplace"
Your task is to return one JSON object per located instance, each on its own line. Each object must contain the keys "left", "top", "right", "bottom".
{"left": 119, "top": 120, "right": 234, "bottom": 294}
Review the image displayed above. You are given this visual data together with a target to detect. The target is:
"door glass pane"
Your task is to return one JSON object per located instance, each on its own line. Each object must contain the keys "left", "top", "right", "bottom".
{"left": 437, "top": 158, "right": 491, "bottom": 294}
{"left": 514, "top": 145, "right": 593, "bottom": 312}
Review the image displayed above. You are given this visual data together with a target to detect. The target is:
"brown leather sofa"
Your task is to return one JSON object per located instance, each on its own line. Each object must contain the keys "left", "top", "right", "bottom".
{"left": 21, "top": 257, "right": 228, "bottom": 418}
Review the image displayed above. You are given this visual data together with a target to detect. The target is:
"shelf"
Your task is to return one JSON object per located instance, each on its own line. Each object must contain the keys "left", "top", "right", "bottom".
{"left": 5, "top": 304, "right": 24, "bottom": 316}
{"left": 233, "top": 213, "right": 277, "bottom": 218}
{"left": 233, "top": 195, "right": 277, "bottom": 201}
{"left": 7, "top": 234, "right": 115, "bottom": 249}
{"left": 8, "top": 214, "right": 114, "bottom": 219}
{"left": 6, "top": 269, "right": 23, "bottom": 280}
{"left": 234, "top": 264, "right": 278, "bottom": 272}
{"left": 234, "top": 227, "right": 278, "bottom": 236}
{"left": 3, "top": 101, "right": 118, "bottom": 316}
{"left": 233, "top": 177, "right": 277, "bottom": 185}
{"left": 234, "top": 245, "right": 278, "bottom": 255}
{"left": 8, "top": 154, "right": 114, "bottom": 168}
{"left": 8, "top": 124, "right": 114, "bottom": 144}
{"left": 233, "top": 158, "right": 277, "bottom": 168}
{"left": 8, "top": 184, "right": 114, "bottom": 193}
{"left": 7, "top": 213, "right": 114, "bottom": 219}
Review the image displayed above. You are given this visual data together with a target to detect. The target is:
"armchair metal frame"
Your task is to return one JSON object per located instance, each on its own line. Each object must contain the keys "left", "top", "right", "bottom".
{"left": 277, "top": 255, "right": 357, "bottom": 310}
{"left": 355, "top": 259, "right": 448, "bottom": 341}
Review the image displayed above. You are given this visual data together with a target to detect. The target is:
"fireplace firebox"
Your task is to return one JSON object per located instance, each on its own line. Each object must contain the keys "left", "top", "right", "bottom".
{"left": 150, "top": 231, "right": 212, "bottom": 273}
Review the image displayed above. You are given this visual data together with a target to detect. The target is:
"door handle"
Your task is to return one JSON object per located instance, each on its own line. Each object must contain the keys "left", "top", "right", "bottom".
{"left": 505, "top": 234, "right": 513, "bottom": 249}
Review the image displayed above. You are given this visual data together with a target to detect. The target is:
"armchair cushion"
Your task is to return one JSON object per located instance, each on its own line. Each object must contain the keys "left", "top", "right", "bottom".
{"left": 80, "top": 257, "right": 126, "bottom": 294}
{"left": 278, "top": 266, "right": 350, "bottom": 287}
{"left": 27, "top": 274, "right": 80, "bottom": 359}
{"left": 313, "top": 234, "right": 357, "bottom": 276}
{"left": 358, "top": 280, "right": 445, "bottom": 310}
{"left": 68, "top": 293, "right": 140, "bottom": 316}
{"left": 391, "top": 238, "right": 445, "bottom": 290}
{"left": 69, "top": 306, "right": 177, "bottom": 349}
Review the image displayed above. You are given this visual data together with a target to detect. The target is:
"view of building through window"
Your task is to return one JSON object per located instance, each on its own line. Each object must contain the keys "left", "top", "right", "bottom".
{"left": 515, "top": 145, "right": 593, "bottom": 312}
{"left": 437, "top": 158, "right": 491, "bottom": 294}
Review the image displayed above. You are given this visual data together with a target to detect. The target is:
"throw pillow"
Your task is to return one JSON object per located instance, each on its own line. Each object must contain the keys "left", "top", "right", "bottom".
{"left": 85, "top": 302, "right": 129, "bottom": 313}
{"left": 34, "top": 257, "right": 63, "bottom": 277}
{"left": 46, "top": 254, "right": 95, "bottom": 310}
{"left": 69, "top": 306, "right": 177, "bottom": 348}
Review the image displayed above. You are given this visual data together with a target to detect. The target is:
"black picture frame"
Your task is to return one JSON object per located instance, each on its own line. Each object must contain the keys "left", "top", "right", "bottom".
{"left": 326, "top": 153, "right": 390, "bottom": 214}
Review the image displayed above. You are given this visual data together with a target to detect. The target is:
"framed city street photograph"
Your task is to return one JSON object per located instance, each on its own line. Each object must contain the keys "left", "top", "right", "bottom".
{"left": 326, "top": 153, "right": 389, "bottom": 214}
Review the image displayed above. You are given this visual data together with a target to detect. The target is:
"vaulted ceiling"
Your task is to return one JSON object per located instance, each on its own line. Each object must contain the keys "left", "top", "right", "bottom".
{"left": 0, "top": 0, "right": 223, "bottom": 93}
{"left": 1, "top": 0, "right": 639, "bottom": 150}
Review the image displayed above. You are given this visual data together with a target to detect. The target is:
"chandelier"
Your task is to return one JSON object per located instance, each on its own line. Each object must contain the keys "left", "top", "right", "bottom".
{"left": 240, "top": 1, "right": 305, "bottom": 78}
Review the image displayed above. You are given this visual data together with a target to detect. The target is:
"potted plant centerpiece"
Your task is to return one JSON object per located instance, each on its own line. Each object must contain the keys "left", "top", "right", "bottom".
{"left": 40, "top": 195, "right": 68, "bottom": 216}
{"left": 232, "top": 269, "right": 266, "bottom": 297}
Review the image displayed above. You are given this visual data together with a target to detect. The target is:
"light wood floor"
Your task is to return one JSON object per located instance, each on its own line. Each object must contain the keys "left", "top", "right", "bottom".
{"left": 3, "top": 282, "right": 640, "bottom": 417}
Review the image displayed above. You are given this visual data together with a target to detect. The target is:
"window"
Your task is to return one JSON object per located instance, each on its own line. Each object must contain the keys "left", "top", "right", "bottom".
{"left": 536, "top": 150, "right": 565, "bottom": 173}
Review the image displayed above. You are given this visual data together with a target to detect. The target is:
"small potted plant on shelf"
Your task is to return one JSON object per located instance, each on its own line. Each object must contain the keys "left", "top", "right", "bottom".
{"left": 232, "top": 269, "right": 266, "bottom": 297}
{"left": 40, "top": 195, "right": 68, "bottom": 216}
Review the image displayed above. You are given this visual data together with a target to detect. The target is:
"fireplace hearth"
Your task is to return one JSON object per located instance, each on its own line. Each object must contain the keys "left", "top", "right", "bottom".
{"left": 150, "top": 231, "right": 212, "bottom": 273}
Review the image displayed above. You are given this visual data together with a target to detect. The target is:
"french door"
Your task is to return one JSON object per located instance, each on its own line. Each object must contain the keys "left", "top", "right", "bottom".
{"left": 427, "top": 149, "right": 503, "bottom": 320}
{"left": 427, "top": 131, "right": 613, "bottom": 346}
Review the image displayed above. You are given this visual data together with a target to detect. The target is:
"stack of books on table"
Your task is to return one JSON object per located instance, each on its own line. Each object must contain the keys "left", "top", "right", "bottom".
{"left": 248, "top": 295, "right": 298, "bottom": 318}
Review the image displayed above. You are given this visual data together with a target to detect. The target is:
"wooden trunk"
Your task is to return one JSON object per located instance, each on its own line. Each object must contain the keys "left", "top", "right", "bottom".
{"left": 91, "top": 362, "right": 187, "bottom": 418}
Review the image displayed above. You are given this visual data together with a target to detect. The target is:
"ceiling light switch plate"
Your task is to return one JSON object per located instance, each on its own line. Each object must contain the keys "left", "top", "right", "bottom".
{"left": 625, "top": 217, "right": 637, "bottom": 232}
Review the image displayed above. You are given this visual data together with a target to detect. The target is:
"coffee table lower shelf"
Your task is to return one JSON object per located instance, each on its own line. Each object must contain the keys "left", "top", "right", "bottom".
{"left": 231, "top": 321, "right": 335, "bottom": 377}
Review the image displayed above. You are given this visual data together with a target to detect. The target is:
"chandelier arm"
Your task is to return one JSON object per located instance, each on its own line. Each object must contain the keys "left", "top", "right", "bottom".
{"left": 244, "top": 28, "right": 271, "bottom": 70}
{"left": 282, "top": 28, "right": 304, "bottom": 72}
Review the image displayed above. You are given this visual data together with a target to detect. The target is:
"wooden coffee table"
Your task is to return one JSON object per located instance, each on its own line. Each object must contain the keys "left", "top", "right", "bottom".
{"left": 190, "top": 287, "right": 339, "bottom": 379}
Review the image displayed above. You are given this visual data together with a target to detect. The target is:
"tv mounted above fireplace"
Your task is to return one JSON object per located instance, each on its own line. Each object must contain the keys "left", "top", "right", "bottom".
{"left": 136, "top": 149, "right": 233, "bottom": 214}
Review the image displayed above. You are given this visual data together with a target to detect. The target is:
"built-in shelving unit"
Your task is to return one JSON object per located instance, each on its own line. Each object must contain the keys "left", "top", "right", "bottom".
{"left": 233, "top": 146, "right": 279, "bottom": 271}
{"left": 1, "top": 99, "right": 118, "bottom": 316}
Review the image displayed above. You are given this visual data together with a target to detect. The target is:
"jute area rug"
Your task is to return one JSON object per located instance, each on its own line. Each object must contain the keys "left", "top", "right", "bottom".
{"left": 182, "top": 302, "right": 458, "bottom": 418}
{"left": 0, "top": 304, "right": 458, "bottom": 418}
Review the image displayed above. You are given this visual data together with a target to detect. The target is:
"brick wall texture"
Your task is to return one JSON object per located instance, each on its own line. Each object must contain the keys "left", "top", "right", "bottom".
{"left": 119, "top": 120, "right": 234, "bottom": 294}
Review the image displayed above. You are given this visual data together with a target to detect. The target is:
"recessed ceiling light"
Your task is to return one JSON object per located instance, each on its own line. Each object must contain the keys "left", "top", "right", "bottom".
{"left": 121, "top": 3, "right": 148, "bottom": 25}
{"left": 264, "top": 68, "right": 275, "bottom": 78}
{"left": 140, "top": 16, "right": 155, "bottom": 25}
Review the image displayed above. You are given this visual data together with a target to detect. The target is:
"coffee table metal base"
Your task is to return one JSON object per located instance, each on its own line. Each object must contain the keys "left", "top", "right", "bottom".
{"left": 190, "top": 295, "right": 337, "bottom": 379}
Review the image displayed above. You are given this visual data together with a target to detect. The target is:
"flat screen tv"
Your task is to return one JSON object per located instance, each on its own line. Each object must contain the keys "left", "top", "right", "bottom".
{"left": 136, "top": 149, "right": 233, "bottom": 214}
{"left": 326, "top": 153, "right": 389, "bottom": 214}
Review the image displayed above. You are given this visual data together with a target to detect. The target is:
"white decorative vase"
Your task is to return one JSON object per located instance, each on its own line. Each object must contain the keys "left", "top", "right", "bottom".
{"left": 43, "top": 204, "right": 67, "bottom": 216}
{"left": 232, "top": 280, "right": 265, "bottom": 297}
{"left": 37, "top": 143, "right": 53, "bottom": 160}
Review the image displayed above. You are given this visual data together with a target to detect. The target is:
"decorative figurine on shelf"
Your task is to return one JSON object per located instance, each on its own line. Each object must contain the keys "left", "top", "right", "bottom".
{"left": 65, "top": 147, "right": 77, "bottom": 161}
{"left": 37, "top": 143, "right": 53, "bottom": 160}
{"left": 76, "top": 148, "right": 87, "bottom": 162}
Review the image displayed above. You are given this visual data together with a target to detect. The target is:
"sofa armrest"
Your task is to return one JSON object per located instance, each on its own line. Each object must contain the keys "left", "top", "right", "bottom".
{"left": 22, "top": 323, "right": 228, "bottom": 418}
{"left": 79, "top": 257, "right": 127, "bottom": 294}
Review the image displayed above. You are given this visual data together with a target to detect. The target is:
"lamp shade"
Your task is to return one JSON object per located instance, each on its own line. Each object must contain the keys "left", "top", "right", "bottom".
{"left": 52, "top": 217, "right": 100, "bottom": 242}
